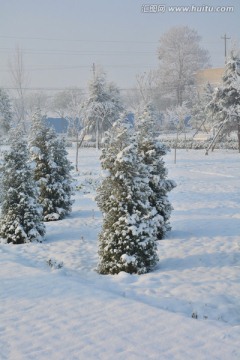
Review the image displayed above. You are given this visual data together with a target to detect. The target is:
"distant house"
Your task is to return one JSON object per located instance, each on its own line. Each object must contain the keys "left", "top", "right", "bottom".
{"left": 126, "top": 112, "right": 134, "bottom": 125}
{"left": 184, "top": 115, "right": 191, "bottom": 127}
{"left": 195, "top": 68, "right": 224, "bottom": 94}
{"left": 46, "top": 114, "right": 134, "bottom": 136}
{"left": 46, "top": 117, "right": 68, "bottom": 133}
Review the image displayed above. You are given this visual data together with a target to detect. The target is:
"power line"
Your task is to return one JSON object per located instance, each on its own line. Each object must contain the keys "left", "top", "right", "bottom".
{"left": 0, "top": 48, "right": 156, "bottom": 56}
{"left": 0, "top": 35, "right": 237, "bottom": 45}
{"left": 0, "top": 42, "right": 232, "bottom": 57}
{"left": 0, "top": 35, "right": 158, "bottom": 44}
{"left": 0, "top": 82, "right": 220, "bottom": 93}
{"left": 0, "top": 64, "right": 156, "bottom": 72}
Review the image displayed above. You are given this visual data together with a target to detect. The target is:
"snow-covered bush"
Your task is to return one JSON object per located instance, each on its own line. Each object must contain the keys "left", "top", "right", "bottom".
{"left": 29, "top": 110, "right": 73, "bottom": 221}
{"left": 96, "top": 116, "right": 159, "bottom": 275}
{"left": 76, "top": 177, "right": 100, "bottom": 194}
{"left": 0, "top": 127, "right": 45, "bottom": 244}
{"left": 47, "top": 258, "right": 64, "bottom": 269}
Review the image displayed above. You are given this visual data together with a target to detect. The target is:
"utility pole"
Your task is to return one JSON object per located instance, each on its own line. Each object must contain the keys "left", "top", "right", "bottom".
{"left": 221, "top": 34, "right": 231, "bottom": 62}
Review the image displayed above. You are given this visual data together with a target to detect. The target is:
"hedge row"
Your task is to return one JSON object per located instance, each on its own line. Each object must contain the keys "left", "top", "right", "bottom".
{"left": 159, "top": 138, "right": 239, "bottom": 150}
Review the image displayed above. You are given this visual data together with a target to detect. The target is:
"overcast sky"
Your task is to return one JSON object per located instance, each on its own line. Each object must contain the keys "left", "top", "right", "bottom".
{"left": 0, "top": 0, "right": 239, "bottom": 92}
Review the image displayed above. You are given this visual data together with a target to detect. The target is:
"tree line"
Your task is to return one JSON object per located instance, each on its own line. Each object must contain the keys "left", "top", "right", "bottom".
{"left": 1, "top": 26, "right": 240, "bottom": 156}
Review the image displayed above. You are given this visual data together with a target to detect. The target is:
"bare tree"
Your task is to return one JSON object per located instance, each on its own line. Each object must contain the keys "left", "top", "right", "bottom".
{"left": 136, "top": 70, "right": 159, "bottom": 104}
{"left": 158, "top": 26, "right": 210, "bottom": 106}
{"left": 190, "top": 83, "right": 214, "bottom": 135}
{"left": 122, "top": 88, "right": 141, "bottom": 113}
{"left": 52, "top": 87, "right": 84, "bottom": 171}
{"left": 134, "top": 69, "right": 177, "bottom": 112}
{"left": 52, "top": 88, "right": 82, "bottom": 118}
{"left": 25, "top": 92, "right": 50, "bottom": 118}
{"left": 9, "top": 46, "right": 29, "bottom": 131}
{"left": 164, "top": 103, "right": 189, "bottom": 163}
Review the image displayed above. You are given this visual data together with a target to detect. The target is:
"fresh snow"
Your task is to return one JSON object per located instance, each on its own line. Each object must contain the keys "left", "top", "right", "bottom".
{"left": 0, "top": 147, "right": 240, "bottom": 359}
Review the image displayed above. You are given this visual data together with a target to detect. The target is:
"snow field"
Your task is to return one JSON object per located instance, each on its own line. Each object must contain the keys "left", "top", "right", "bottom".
{"left": 0, "top": 147, "right": 240, "bottom": 359}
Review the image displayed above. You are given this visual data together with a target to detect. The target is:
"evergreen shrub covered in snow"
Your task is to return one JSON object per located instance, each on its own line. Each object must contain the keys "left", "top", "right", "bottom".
{"left": 136, "top": 104, "right": 176, "bottom": 239}
{"left": 0, "top": 128, "right": 45, "bottom": 244}
{"left": 96, "top": 116, "right": 159, "bottom": 275}
{"left": 29, "top": 110, "right": 73, "bottom": 221}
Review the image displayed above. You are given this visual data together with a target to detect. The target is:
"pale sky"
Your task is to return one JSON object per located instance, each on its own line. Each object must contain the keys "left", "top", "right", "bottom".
{"left": 0, "top": 0, "right": 239, "bottom": 92}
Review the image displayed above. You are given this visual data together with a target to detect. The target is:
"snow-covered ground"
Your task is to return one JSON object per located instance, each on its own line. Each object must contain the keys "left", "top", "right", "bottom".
{"left": 1, "top": 147, "right": 240, "bottom": 359}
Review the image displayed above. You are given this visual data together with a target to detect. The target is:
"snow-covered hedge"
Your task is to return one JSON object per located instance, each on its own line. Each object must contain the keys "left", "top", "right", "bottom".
{"left": 159, "top": 138, "right": 239, "bottom": 150}
{"left": 79, "top": 137, "right": 239, "bottom": 150}
{"left": 81, "top": 141, "right": 97, "bottom": 148}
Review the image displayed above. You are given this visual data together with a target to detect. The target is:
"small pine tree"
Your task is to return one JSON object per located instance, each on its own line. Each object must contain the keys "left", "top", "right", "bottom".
{"left": 0, "top": 128, "right": 45, "bottom": 244}
{"left": 50, "top": 136, "right": 74, "bottom": 217}
{"left": 96, "top": 116, "right": 159, "bottom": 275}
{"left": 136, "top": 103, "right": 176, "bottom": 239}
{"left": 29, "top": 110, "right": 73, "bottom": 221}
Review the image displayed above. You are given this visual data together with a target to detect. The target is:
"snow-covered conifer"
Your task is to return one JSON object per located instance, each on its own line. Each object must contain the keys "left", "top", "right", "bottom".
{"left": 96, "top": 115, "right": 159, "bottom": 275}
{"left": 136, "top": 103, "right": 176, "bottom": 239}
{"left": 208, "top": 51, "right": 240, "bottom": 151}
{"left": 0, "top": 88, "right": 12, "bottom": 135}
{"left": 0, "top": 127, "right": 45, "bottom": 244}
{"left": 50, "top": 136, "right": 74, "bottom": 217}
{"left": 29, "top": 110, "right": 73, "bottom": 221}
